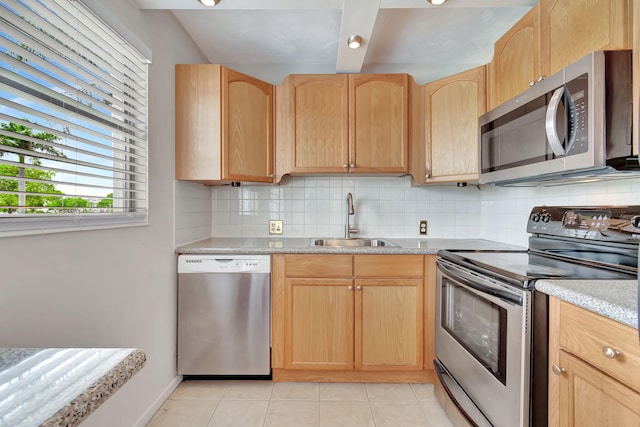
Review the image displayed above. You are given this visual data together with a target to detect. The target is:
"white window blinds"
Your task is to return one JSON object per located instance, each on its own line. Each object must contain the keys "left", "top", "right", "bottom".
{"left": 0, "top": 0, "right": 149, "bottom": 235}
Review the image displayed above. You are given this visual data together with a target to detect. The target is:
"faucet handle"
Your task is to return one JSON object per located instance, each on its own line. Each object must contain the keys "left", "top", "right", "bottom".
{"left": 349, "top": 227, "right": 359, "bottom": 234}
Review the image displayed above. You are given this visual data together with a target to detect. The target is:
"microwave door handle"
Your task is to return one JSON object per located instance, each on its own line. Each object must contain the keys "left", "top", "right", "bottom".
{"left": 545, "top": 86, "right": 567, "bottom": 157}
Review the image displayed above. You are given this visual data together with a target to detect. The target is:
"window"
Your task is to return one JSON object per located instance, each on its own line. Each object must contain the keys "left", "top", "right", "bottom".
{"left": 0, "top": 0, "right": 149, "bottom": 235}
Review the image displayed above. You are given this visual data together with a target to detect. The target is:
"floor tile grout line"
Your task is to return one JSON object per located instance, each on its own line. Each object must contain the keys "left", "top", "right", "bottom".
{"left": 203, "top": 399, "right": 219, "bottom": 427}
{"left": 262, "top": 398, "right": 270, "bottom": 427}
{"left": 366, "top": 396, "right": 378, "bottom": 427}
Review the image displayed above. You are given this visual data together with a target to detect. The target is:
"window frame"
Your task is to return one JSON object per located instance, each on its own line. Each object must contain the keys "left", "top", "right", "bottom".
{"left": 0, "top": 0, "right": 150, "bottom": 237}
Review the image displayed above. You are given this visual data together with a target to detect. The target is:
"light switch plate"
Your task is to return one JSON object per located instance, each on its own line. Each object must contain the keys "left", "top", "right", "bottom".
{"left": 269, "top": 220, "right": 283, "bottom": 235}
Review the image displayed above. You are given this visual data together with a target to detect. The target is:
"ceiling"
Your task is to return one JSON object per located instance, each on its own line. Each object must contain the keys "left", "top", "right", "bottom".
{"left": 133, "top": 0, "right": 537, "bottom": 84}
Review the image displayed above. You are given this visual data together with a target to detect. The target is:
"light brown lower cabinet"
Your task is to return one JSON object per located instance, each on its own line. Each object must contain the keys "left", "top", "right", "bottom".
{"left": 271, "top": 254, "right": 435, "bottom": 383}
{"left": 548, "top": 297, "right": 640, "bottom": 426}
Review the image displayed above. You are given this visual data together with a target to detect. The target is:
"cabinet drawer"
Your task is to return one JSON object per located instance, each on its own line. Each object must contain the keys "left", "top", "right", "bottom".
{"left": 284, "top": 254, "right": 352, "bottom": 277}
{"left": 354, "top": 255, "right": 424, "bottom": 277}
{"left": 559, "top": 300, "right": 640, "bottom": 391}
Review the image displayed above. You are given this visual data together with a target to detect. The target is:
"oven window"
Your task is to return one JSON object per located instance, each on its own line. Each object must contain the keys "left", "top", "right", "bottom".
{"left": 441, "top": 280, "right": 508, "bottom": 385}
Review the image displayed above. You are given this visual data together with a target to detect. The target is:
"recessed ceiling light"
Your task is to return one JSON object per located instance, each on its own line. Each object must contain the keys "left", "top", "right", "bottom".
{"left": 427, "top": 0, "right": 447, "bottom": 5}
{"left": 347, "top": 35, "right": 363, "bottom": 49}
{"left": 198, "top": 0, "right": 220, "bottom": 6}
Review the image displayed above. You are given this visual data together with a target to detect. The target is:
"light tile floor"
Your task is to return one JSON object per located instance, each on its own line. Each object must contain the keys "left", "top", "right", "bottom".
{"left": 147, "top": 380, "right": 455, "bottom": 427}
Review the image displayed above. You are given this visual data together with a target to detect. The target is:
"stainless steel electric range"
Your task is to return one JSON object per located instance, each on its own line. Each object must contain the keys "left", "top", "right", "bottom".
{"left": 435, "top": 205, "right": 640, "bottom": 427}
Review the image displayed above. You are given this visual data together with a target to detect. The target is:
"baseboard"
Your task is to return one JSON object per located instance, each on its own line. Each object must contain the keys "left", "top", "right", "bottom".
{"left": 273, "top": 368, "right": 434, "bottom": 383}
{"left": 133, "top": 375, "right": 183, "bottom": 427}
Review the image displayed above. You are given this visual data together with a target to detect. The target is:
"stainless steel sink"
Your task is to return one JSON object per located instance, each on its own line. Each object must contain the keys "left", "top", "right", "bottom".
{"left": 311, "top": 238, "right": 397, "bottom": 247}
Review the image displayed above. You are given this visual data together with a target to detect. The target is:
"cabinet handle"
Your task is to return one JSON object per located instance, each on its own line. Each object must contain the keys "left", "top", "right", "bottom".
{"left": 602, "top": 346, "right": 622, "bottom": 359}
{"left": 529, "top": 80, "right": 536, "bottom": 87}
{"left": 350, "top": 162, "right": 355, "bottom": 168}
{"left": 343, "top": 164, "right": 348, "bottom": 168}
{"left": 551, "top": 364, "right": 566, "bottom": 375}
{"left": 347, "top": 285, "right": 353, "bottom": 291}
{"left": 356, "top": 285, "right": 362, "bottom": 291}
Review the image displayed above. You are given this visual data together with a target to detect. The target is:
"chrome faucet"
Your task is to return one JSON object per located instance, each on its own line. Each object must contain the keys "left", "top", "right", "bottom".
{"left": 345, "top": 192, "right": 358, "bottom": 238}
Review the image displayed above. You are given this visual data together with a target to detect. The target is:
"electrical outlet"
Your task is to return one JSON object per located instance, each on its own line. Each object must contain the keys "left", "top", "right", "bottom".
{"left": 269, "top": 220, "right": 283, "bottom": 235}
{"left": 419, "top": 220, "right": 428, "bottom": 235}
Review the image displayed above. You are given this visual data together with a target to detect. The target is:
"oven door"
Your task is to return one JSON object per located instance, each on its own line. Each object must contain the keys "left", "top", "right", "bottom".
{"left": 435, "top": 258, "right": 532, "bottom": 427}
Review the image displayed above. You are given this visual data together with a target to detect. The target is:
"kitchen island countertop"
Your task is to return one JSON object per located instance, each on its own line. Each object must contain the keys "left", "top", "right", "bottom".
{"left": 0, "top": 348, "right": 146, "bottom": 427}
{"left": 536, "top": 279, "right": 638, "bottom": 329}
{"left": 175, "top": 237, "right": 526, "bottom": 255}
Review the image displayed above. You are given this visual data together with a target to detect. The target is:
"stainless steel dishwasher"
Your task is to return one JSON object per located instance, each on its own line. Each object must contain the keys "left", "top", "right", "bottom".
{"left": 177, "top": 254, "right": 271, "bottom": 375}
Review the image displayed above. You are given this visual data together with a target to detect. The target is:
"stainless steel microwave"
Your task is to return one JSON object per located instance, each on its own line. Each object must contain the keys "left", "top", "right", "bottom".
{"left": 479, "top": 50, "right": 639, "bottom": 186}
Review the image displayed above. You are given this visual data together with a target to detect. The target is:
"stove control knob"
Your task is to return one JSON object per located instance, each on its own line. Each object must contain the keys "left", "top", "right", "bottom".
{"left": 531, "top": 213, "right": 541, "bottom": 222}
{"left": 541, "top": 214, "right": 551, "bottom": 223}
{"left": 631, "top": 215, "right": 640, "bottom": 228}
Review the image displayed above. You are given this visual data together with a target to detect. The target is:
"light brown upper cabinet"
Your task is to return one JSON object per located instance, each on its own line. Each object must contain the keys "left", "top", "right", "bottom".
{"left": 488, "top": 3, "right": 541, "bottom": 110}
{"left": 349, "top": 74, "right": 409, "bottom": 174}
{"left": 539, "top": 0, "right": 632, "bottom": 77}
{"left": 411, "top": 65, "right": 486, "bottom": 184}
{"left": 176, "top": 64, "right": 274, "bottom": 184}
{"left": 275, "top": 74, "right": 349, "bottom": 179}
{"left": 275, "top": 74, "right": 410, "bottom": 181}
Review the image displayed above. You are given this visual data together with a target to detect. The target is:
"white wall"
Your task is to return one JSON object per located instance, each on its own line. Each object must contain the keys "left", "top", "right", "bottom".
{"left": 0, "top": 7, "right": 209, "bottom": 427}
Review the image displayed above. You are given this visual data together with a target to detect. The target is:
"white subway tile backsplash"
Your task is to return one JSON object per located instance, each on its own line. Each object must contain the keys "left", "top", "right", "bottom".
{"left": 210, "top": 176, "right": 482, "bottom": 238}
{"left": 178, "top": 174, "right": 640, "bottom": 244}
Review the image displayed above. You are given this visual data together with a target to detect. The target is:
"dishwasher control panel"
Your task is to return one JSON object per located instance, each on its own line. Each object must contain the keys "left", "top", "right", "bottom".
{"left": 178, "top": 255, "right": 271, "bottom": 274}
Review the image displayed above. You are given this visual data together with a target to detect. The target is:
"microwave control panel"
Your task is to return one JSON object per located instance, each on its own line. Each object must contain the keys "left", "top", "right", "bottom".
{"left": 565, "top": 74, "right": 589, "bottom": 155}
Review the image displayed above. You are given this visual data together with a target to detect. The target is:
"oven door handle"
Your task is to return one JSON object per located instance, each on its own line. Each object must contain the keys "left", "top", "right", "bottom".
{"left": 437, "top": 260, "right": 524, "bottom": 306}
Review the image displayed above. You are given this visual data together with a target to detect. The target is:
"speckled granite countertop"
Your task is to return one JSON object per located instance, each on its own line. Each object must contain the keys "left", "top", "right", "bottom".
{"left": 0, "top": 348, "right": 146, "bottom": 427}
{"left": 175, "top": 237, "right": 526, "bottom": 255}
{"left": 536, "top": 280, "right": 639, "bottom": 329}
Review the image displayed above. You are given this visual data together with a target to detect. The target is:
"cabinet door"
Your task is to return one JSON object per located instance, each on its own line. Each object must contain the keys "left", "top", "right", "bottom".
{"left": 349, "top": 74, "right": 409, "bottom": 173}
{"left": 424, "top": 66, "right": 486, "bottom": 183}
{"left": 275, "top": 75, "right": 349, "bottom": 179}
{"left": 558, "top": 350, "right": 640, "bottom": 426}
{"left": 355, "top": 278, "right": 423, "bottom": 370}
{"left": 540, "top": 0, "right": 632, "bottom": 76}
{"left": 175, "top": 64, "right": 223, "bottom": 183}
{"left": 488, "top": 4, "right": 541, "bottom": 110}
{"left": 633, "top": 0, "right": 639, "bottom": 157}
{"left": 175, "top": 64, "right": 274, "bottom": 184}
{"left": 222, "top": 68, "right": 274, "bottom": 182}
{"left": 284, "top": 278, "right": 354, "bottom": 370}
